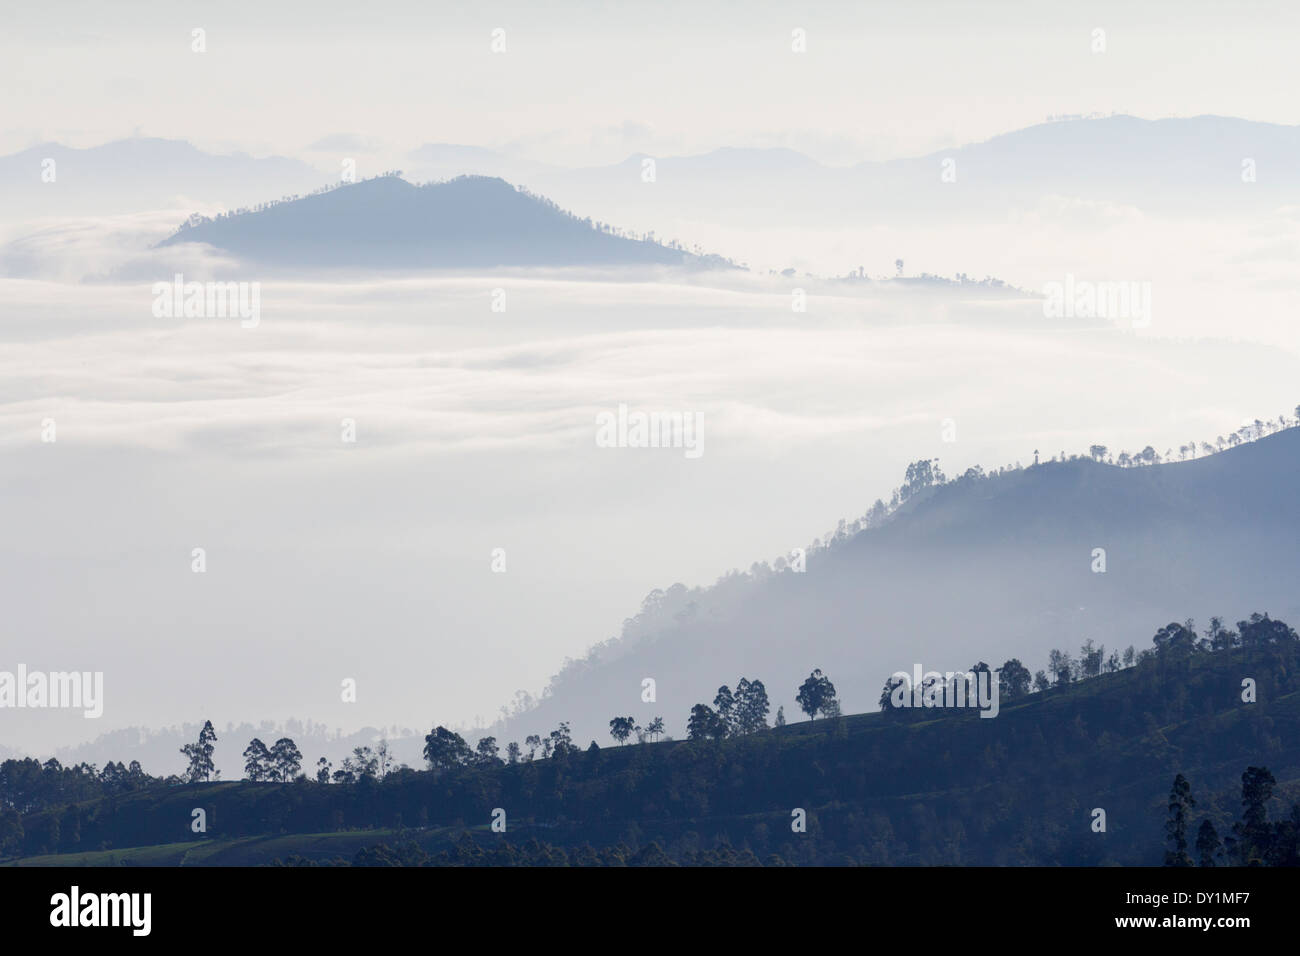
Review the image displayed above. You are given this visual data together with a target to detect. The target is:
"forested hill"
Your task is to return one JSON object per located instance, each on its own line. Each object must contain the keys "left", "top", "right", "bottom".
{"left": 493, "top": 423, "right": 1300, "bottom": 747}
{"left": 157, "top": 174, "right": 730, "bottom": 269}
{"left": 5, "top": 626, "right": 1300, "bottom": 866}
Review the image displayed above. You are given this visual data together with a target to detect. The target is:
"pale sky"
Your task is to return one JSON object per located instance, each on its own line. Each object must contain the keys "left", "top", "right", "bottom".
{"left": 4, "top": 0, "right": 1298, "bottom": 166}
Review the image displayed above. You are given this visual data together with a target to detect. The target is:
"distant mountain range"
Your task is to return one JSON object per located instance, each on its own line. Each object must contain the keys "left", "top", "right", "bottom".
{"left": 414, "top": 115, "right": 1300, "bottom": 228}
{"left": 156, "top": 175, "right": 731, "bottom": 270}
{"left": 488, "top": 423, "right": 1300, "bottom": 747}
{"left": 6, "top": 115, "right": 1295, "bottom": 230}
{"left": 0, "top": 138, "right": 320, "bottom": 218}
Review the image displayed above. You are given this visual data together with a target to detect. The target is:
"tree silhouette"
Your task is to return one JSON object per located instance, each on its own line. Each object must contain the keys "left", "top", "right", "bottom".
{"left": 687, "top": 704, "right": 723, "bottom": 740}
{"left": 713, "top": 686, "right": 735, "bottom": 736}
{"left": 423, "top": 726, "right": 471, "bottom": 773}
{"left": 997, "top": 659, "right": 1032, "bottom": 698}
{"left": 609, "top": 716, "right": 636, "bottom": 745}
{"left": 733, "top": 679, "right": 770, "bottom": 734}
{"left": 1195, "top": 819, "right": 1222, "bottom": 867}
{"left": 796, "top": 669, "right": 837, "bottom": 722}
{"left": 343, "top": 746, "right": 378, "bottom": 781}
{"left": 1163, "top": 773, "right": 1195, "bottom": 866}
{"left": 1047, "top": 649, "right": 1073, "bottom": 686}
{"left": 269, "top": 738, "right": 302, "bottom": 782}
{"left": 180, "top": 721, "right": 217, "bottom": 783}
{"left": 242, "top": 738, "right": 271, "bottom": 782}
{"left": 879, "top": 675, "right": 905, "bottom": 712}
{"left": 644, "top": 717, "right": 665, "bottom": 742}
{"left": 1229, "top": 766, "right": 1276, "bottom": 864}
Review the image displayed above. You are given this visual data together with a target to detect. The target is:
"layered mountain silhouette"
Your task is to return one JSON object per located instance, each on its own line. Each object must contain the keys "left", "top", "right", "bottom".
{"left": 491, "top": 425, "right": 1300, "bottom": 746}
{"left": 0, "top": 138, "right": 320, "bottom": 218}
{"left": 496, "top": 115, "right": 1300, "bottom": 228}
{"left": 9, "top": 115, "right": 1294, "bottom": 228}
{"left": 158, "top": 175, "right": 727, "bottom": 269}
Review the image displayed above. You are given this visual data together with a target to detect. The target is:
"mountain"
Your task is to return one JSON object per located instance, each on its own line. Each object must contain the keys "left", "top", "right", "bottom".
{"left": 157, "top": 175, "right": 730, "bottom": 269}
{"left": 9, "top": 116, "right": 1295, "bottom": 230}
{"left": 862, "top": 114, "right": 1300, "bottom": 216}
{"left": 516, "top": 115, "right": 1300, "bottom": 229}
{"left": 0, "top": 138, "right": 322, "bottom": 219}
{"left": 490, "top": 425, "right": 1300, "bottom": 748}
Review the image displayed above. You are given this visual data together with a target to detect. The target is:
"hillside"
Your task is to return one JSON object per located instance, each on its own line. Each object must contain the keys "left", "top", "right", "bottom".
{"left": 491, "top": 425, "right": 1300, "bottom": 747}
{"left": 157, "top": 175, "right": 729, "bottom": 269}
{"left": 6, "top": 636, "right": 1300, "bottom": 866}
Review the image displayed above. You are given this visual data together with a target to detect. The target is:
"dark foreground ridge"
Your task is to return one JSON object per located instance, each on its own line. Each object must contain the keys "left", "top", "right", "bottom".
{"left": 5, "top": 621, "right": 1299, "bottom": 866}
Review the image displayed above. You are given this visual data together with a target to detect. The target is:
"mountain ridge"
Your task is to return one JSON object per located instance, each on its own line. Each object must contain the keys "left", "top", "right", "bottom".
{"left": 488, "top": 423, "right": 1300, "bottom": 747}
{"left": 157, "top": 174, "right": 732, "bottom": 270}
{"left": 8, "top": 636, "right": 1300, "bottom": 866}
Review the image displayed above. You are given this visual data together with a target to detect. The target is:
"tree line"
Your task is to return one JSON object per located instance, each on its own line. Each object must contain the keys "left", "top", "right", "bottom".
{"left": 6, "top": 608, "right": 1300, "bottom": 864}
{"left": 1164, "top": 767, "right": 1300, "bottom": 866}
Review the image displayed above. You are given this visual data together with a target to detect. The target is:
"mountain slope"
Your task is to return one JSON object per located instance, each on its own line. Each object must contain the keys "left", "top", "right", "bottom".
{"left": 157, "top": 175, "right": 724, "bottom": 269}
{"left": 494, "top": 427, "right": 1300, "bottom": 747}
